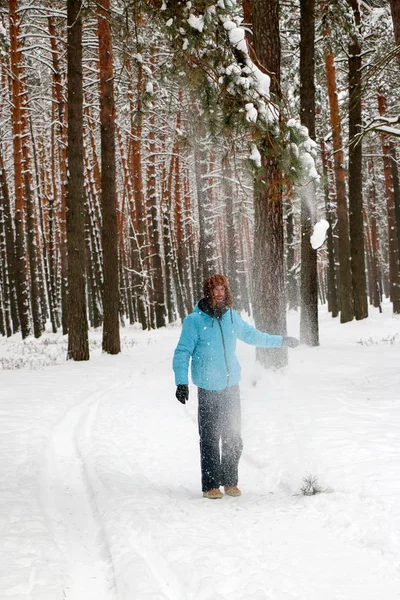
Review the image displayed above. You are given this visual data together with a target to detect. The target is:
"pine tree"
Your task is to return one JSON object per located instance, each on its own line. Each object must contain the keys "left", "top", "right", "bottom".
{"left": 252, "top": 0, "right": 288, "bottom": 368}
{"left": 347, "top": 0, "right": 368, "bottom": 321}
{"left": 299, "top": 0, "right": 319, "bottom": 346}
{"left": 66, "top": 0, "right": 89, "bottom": 360}
{"left": 97, "top": 0, "right": 121, "bottom": 354}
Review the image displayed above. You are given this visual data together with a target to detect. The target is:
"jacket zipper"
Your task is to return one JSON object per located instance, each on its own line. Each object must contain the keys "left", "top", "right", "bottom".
{"left": 217, "top": 318, "right": 230, "bottom": 387}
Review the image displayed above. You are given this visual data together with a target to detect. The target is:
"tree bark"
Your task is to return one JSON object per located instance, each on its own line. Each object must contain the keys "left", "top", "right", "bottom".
{"left": 48, "top": 16, "right": 68, "bottom": 334}
{"left": 366, "top": 159, "right": 381, "bottom": 311}
{"left": 390, "top": 144, "right": 400, "bottom": 275}
{"left": 286, "top": 195, "right": 299, "bottom": 311}
{"left": 222, "top": 154, "right": 240, "bottom": 305}
{"left": 252, "top": 0, "right": 287, "bottom": 368}
{"left": 299, "top": 0, "right": 319, "bottom": 345}
{"left": 389, "top": 0, "right": 400, "bottom": 69}
{"left": 66, "top": 0, "right": 89, "bottom": 360}
{"left": 323, "top": 33, "right": 354, "bottom": 323}
{"left": 378, "top": 94, "right": 400, "bottom": 313}
{"left": 9, "top": 0, "right": 31, "bottom": 339}
{"left": 21, "top": 101, "right": 43, "bottom": 338}
{"left": 97, "top": 0, "right": 121, "bottom": 354}
{"left": 320, "top": 141, "right": 339, "bottom": 317}
{"left": 147, "top": 109, "right": 166, "bottom": 327}
{"left": 0, "top": 146, "right": 19, "bottom": 334}
{"left": 193, "top": 109, "right": 217, "bottom": 288}
{"left": 348, "top": 0, "right": 368, "bottom": 321}
{"left": 129, "top": 58, "right": 149, "bottom": 329}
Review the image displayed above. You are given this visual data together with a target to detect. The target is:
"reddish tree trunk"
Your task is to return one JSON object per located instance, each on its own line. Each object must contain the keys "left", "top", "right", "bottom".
{"left": 389, "top": 0, "right": 400, "bottom": 69}
{"left": 9, "top": 0, "right": 30, "bottom": 338}
{"left": 323, "top": 35, "right": 354, "bottom": 323}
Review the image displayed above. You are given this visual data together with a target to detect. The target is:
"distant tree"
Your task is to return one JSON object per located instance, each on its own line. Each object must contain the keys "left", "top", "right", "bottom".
{"left": 0, "top": 146, "right": 18, "bottom": 335}
{"left": 321, "top": 1, "right": 354, "bottom": 323}
{"left": 8, "top": 0, "right": 30, "bottom": 339}
{"left": 320, "top": 141, "right": 339, "bottom": 318}
{"left": 299, "top": 0, "right": 319, "bottom": 346}
{"left": 66, "top": 0, "right": 89, "bottom": 360}
{"left": 48, "top": 15, "right": 68, "bottom": 335}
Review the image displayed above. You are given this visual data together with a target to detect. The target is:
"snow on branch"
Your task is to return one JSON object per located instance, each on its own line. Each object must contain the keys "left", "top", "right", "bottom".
{"left": 154, "top": 0, "right": 318, "bottom": 183}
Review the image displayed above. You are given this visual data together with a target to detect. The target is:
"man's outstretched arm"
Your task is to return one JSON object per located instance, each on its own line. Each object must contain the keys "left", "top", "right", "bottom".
{"left": 235, "top": 312, "right": 298, "bottom": 348}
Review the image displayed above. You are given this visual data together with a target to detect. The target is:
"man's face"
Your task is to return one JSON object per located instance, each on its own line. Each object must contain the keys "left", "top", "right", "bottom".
{"left": 212, "top": 285, "right": 225, "bottom": 307}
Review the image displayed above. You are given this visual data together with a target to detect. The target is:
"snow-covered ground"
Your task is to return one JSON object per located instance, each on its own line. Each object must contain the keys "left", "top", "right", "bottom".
{"left": 1, "top": 304, "right": 400, "bottom": 600}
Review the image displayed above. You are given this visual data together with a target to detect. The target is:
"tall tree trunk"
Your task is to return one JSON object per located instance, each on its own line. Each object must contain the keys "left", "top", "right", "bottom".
{"left": 22, "top": 107, "right": 43, "bottom": 338}
{"left": 35, "top": 134, "right": 58, "bottom": 333}
{"left": 183, "top": 169, "right": 196, "bottom": 307}
{"left": 348, "top": 0, "right": 368, "bottom": 321}
{"left": 222, "top": 154, "right": 240, "bottom": 305}
{"left": 97, "top": 0, "right": 120, "bottom": 354}
{"left": 9, "top": 0, "right": 30, "bottom": 339}
{"left": 320, "top": 141, "right": 339, "bottom": 317}
{"left": 390, "top": 144, "right": 400, "bottom": 272}
{"left": 194, "top": 117, "right": 217, "bottom": 287}
{"left": 252, "top": 0, "right": 287, "bottom": 368}
{"left": 48, "top": 16, "right": 68, "bottom": 334}
{"left": 129, "top": 59, "right": 149, "bottom": 329}
{"left": 147, "top": 93, "right": 166, "bottom": 327}
{"left": 0, "top": 186, "right": 12, "bottom": 336}
{"left": 378, "top": 94, "right": 400, "bottom": 313}
{"left": 286, "top": 195, "right": 299, "bottom": 310}
{"left": 66, "top": 0, "right": 89, "bottom": 360}
{"left": 366, "top": 159, "right": 382, "bottom": 311}
{"left": 0, "top": 146, "right": 19, "bottom": 333}
{"left": 322, "top": 29, "right": 354, "bottom": 323}
{"left": 299, "top": 0, "right": 319, "bottom": 345}
{"left": 161, "top": 148, "right": 175, "bottom": 322}
{"left": 389, "top": 0, "right": 400, "bottom": 69}
{"left": 48, "top": 16, "right": 68, "bottom": 335}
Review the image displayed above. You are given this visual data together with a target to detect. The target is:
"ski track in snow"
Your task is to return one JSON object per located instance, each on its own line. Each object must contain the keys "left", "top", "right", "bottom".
{"left": 37, "top": 383, "right": 128, "bottom": 600}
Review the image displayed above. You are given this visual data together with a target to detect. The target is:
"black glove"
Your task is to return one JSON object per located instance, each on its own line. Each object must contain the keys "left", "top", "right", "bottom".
{"left": 282, "top": 336, "right": 299, "bottom": 348}
{"left": 176, "top": 384, "right": 189, "bottom": 404}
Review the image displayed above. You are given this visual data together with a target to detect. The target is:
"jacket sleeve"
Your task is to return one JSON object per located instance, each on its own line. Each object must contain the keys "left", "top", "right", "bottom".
{"left": 235, "top": 311, "right": 283, "bottom": 348}
{"left": 172, "top": 316, "right": 199, "bottom": 385}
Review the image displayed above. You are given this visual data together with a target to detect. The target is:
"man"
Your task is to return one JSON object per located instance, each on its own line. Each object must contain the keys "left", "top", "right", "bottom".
{"left": 173, "top": 274, "right": 299, "bottom": 499}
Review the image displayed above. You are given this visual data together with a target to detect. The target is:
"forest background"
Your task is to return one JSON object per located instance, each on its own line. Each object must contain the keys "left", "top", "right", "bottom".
{"left": 0, "top": 0, "right": 399, "bottom": 367}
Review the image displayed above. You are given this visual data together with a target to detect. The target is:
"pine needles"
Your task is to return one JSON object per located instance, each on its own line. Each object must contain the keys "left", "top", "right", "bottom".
{"left": 298, "top": 474, "right": 333, "bottom": 496}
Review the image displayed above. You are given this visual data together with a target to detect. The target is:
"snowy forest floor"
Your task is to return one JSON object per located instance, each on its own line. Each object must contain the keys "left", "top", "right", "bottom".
{"left": 1, "top": 304, "right": 400, "bottom": 600}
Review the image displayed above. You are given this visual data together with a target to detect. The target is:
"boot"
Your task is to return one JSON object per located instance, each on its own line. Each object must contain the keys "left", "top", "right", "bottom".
{"left": 202, "top": 488, "right": 223, "bottom": 499}
{"left": 224, "top": 485, "right": 241, "bottom": 497}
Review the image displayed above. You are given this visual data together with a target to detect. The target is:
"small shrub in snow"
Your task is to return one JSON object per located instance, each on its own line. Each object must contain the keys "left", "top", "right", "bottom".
{"left": 356, "top": 334, "right": 399, "bottom": 346}
{"left": 298, "top": 474, "right": 333, "bottom": 496}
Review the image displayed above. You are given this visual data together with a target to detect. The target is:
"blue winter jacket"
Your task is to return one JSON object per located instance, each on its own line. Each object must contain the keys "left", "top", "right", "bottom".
{"left": 173, "top": 300, "right": 283, "bottom": 391}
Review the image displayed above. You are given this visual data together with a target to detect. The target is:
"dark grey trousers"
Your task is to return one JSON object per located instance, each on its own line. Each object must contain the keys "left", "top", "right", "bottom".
{"left": 198, "top": 385, "right": 243, "bottom": 492}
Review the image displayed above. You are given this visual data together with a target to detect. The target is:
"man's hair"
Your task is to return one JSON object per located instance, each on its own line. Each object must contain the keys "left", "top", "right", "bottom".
{"left": 203, "top": 274, "right": 233, "bottom": 309}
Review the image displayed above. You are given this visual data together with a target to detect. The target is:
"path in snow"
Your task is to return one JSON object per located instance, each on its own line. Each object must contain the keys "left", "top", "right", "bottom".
{"left": 1, "top": 309, "right": 400, "bottom": 600}
{"left": 38, "top": 386, "right": 120, "bottom": 600}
